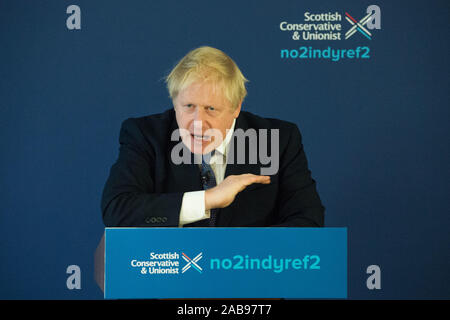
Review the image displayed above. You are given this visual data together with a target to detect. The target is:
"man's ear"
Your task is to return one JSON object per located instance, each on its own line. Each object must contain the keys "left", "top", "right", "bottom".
{"left": 233, "top": 101, "right": 242, "bottom": 118}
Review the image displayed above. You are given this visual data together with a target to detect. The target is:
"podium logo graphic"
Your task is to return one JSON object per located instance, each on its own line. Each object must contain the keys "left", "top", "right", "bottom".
{"left": 345, "top": 12, "right": 374, "bottom": 40}
{"left": 182, "top": 252, "right": 203, "bottom": 273}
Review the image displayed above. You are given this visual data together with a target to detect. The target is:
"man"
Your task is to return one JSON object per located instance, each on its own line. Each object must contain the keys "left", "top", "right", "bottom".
{"left": 101, "top": 46, "right": 324, "bottom": 227}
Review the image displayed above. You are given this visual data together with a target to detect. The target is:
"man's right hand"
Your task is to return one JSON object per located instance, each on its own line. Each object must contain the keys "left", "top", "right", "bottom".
{"left": 204, "top": 174, "right": 271, "bottom": 210}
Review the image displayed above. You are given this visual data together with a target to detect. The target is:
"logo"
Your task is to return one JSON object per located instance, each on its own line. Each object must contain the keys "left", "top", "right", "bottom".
{"left": 345, "top": 7, "right": 380, "bottom": 40}
{"left": 129, "top": 251, "right": 323, "bottom": 276}
{"left": 182, "top": 252, "right": 203, "bottom": 273}
{"left": 279, "top": 5, "right": 381, "bottom": 42}
{"left": 130, "top": 252, "right": 205, "bottom": 275}
{"left": 279, "top": 5, "right": 381, "bottom": 61}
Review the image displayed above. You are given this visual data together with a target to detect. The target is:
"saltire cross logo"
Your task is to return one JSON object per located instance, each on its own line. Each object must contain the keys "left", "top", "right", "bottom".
{"left": 182, "top": 252, "right": 203, "bottom": 273}
{"left": 345, "top": 12, "right": 374, "bottom": 40}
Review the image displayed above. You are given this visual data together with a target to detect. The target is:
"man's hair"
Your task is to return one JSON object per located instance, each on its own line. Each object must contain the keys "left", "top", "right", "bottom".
{"left": 165, "top": 46, "right": 248, "bottom": 110}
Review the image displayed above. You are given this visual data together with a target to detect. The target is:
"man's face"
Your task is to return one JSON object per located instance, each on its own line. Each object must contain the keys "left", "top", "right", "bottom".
{"left": 173, "top": 81, "right": 241, "bottom": 154}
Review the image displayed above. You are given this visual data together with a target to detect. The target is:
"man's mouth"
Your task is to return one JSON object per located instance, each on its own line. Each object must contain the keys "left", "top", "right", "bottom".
{"left": 191, "top": 133, "right": 211, "bottom": 142}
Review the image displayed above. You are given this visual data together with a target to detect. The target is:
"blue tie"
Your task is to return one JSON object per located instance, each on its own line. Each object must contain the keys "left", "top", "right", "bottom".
{"left": 200, "top": 154, "right": 217, "bottom": 226}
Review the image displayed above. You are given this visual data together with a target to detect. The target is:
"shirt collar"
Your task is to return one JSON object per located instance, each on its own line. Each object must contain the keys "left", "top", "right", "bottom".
{"left": 214, "top": 118, "right": 236, "bottom": 157}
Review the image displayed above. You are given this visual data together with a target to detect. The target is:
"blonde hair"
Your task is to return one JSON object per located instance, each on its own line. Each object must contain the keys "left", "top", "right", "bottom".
{"left": 165, "top": 46, "right": 248, "bottom": 110}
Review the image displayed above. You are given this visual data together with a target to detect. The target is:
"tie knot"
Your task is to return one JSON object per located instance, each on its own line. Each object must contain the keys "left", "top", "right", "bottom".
{"left": 201, "top": 151, "right": 215, "bottom": 166}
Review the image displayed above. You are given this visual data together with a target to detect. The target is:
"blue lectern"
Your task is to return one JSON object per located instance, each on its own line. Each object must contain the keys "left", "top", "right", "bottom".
{"left": 94, "top": 228, "right": 347, "bottom": 299}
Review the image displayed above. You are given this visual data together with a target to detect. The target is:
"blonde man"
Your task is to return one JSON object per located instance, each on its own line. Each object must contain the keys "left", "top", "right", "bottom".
{"left": 101, "top": 46, "right": 324, "bottom": 227}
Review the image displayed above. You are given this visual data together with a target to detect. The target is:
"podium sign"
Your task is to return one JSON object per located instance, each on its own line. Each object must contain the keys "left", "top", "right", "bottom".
{"left": 96, "top": 228, "right": 347, "bottom": 299}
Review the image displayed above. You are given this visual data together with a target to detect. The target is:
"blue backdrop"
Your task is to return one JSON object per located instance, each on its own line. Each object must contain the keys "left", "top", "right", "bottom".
{"left": 1, "top": 0, "right": 449, "bottom": 299}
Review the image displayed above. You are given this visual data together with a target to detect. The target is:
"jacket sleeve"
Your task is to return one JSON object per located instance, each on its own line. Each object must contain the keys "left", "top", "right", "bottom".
{"left": 101, "top": 118, "right": 183, "bottom": 227}
{"left": 271, "top": 124, "right": 325, "bottom": 227}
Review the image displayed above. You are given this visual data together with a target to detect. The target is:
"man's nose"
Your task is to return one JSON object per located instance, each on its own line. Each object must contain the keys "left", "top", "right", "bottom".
{"left": 193, "top": 107, "right": 206, "bottom": 122}
{"left": 192, "top": 107, "right": 208, "bottom": 133}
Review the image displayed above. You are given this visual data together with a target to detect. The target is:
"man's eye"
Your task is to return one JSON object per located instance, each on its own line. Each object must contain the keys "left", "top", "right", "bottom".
{"left": 207, "top": 106, "right": 215, "bottom": 111}
{"left": 185, "top": 104, "right": 193, "bottom": 108}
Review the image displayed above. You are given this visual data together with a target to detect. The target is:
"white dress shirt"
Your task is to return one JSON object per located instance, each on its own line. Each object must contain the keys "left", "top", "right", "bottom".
{"left": 178, "top": 119, "right": 236, "bottom": 227}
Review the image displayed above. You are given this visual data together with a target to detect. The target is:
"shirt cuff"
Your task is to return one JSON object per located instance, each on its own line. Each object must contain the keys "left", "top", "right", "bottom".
{"left": 179, "top": 191, "right": 209, "bottom": 227}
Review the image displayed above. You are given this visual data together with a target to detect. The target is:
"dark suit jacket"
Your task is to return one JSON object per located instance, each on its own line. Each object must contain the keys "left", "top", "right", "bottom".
{"left": 101, "top": 109, "right": 324, "bottom": 227}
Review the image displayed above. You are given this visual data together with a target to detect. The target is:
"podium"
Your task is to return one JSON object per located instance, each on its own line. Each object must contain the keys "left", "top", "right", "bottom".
{"left": 94, "top": 228, "right": 347, "bottom": 299}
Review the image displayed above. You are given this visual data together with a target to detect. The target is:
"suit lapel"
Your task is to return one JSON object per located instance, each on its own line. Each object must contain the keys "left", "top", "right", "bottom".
{"left": 166, "top": 118, "right": 202, "bottom": 192}
{"left": 218, "top": 113, "right": 262, "bottom": 226}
